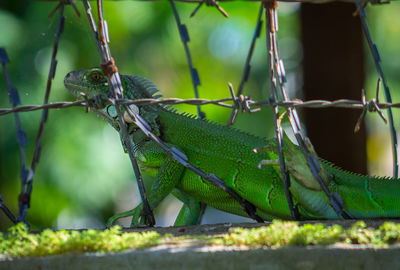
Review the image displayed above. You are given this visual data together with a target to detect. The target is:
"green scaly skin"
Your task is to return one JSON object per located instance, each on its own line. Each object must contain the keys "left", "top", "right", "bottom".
{"left": 64, "top": 68, "right": 400, "bottom": 226}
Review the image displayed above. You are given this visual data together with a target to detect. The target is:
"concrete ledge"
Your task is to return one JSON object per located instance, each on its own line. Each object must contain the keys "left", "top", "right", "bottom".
{"left": 2, "top": 221, "right": 400, "bottom": 270}
{"left": 2, "top": 244, "right": 400, "bottom": 270}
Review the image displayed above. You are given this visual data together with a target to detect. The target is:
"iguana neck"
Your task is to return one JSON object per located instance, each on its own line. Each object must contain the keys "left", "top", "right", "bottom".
{"left": 121, "top": 75, "right": 162, "bottom": 135}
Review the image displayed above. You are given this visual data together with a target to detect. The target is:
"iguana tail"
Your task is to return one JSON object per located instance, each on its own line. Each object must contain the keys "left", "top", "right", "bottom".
{"left": 281, "top": 136, "right": 400, "bottom": 219}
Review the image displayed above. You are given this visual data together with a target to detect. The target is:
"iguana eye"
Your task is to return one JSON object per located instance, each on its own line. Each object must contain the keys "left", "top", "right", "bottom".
{"left": 89, "top": 71, "right": 103, "bottom": 82}
{"left": 106, "top": 105, "right": 118, "bottom": 118}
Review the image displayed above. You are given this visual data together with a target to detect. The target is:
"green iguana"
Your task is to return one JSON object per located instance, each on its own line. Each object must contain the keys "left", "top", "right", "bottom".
{"left": 64, "top": 68, "right": 400, "bottom": 226}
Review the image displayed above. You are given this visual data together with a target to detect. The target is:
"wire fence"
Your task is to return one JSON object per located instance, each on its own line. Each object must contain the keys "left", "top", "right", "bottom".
{"left": 0, "top": 0, "right": 398, "bottom": 227}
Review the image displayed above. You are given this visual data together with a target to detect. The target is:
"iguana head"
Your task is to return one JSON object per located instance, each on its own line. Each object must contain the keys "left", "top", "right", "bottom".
{"left": 64, "top": 68, "right": 112, "bottom": 99}
{"left": 64, "top": 68, "right": 122, "bottom": 129}
{"left": 64, "top": 68, "right": 160, "bottom": 100}
{"left": 64, "top": 68, "right": 162, "bottom": 132}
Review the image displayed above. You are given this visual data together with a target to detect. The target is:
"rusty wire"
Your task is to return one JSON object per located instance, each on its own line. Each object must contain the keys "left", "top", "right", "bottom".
{"left": 261, "top": 1, "right": 352, "bottom": 219}
{"left": 82, "top": 0, "right": 155, "bottom": 226}
{"left": 1, "top": 90, "right": 398, "bottom": 118}
{"left": 263, "top": 1, "right": 298, "bottom": 219}
{"left": 1, "top": 93, "right": 399, "bottom": 119}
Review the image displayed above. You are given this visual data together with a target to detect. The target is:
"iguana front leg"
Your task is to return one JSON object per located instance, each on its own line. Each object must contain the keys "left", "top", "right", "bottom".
{"left": 107, "top": 137, "right": 203, "bottom": 227}
{"left": 107, "top": 155, "right": 185, "bottom": 227}
{"left": 106, "top": 188, "right": 202, "bottom": 227}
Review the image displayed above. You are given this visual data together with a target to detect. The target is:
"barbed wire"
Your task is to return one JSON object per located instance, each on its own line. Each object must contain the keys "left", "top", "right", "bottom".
{"left": 356, "top": 3, "right": 398, "bottom": 177}
{"left": 0, "top": 48, "right": 27, "bottom": 226}
{"left": 17, "top": 2, "right": 67, "bottom": 225}
{"left": 262, "top": 1, "right": 299, "bottom": 219}
{"left": 82, "top": 0, "right": 156, "bottom": 226}
{"left": 227, "top": 3, "right": 264, "bottom": 126}
{"left": 1, "top": 93, "right": 398, "bottom": 112}
{"left": 169, "top": 0, "right": 205, "bottom": 119}
{"left": 0, "top": 1, "right": 67, "bottom": 226}
{"left": 169, "top": 0, "right": 208, "bottom": 223}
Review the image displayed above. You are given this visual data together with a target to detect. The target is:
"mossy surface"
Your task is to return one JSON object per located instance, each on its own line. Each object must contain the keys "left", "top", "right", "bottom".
{"left": 0, "top": 223, "right": 168, "bottom": 257}
{"left": 213, "top": 220, "right": 400, "bottom": 248}
{"left": 2, "top": 221, "right": 400, "bottom": 258}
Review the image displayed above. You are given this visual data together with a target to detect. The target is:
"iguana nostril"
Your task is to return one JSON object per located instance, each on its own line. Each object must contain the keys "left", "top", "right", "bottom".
{"left": 64, "top": 72, "right": 71, "bottom": 81}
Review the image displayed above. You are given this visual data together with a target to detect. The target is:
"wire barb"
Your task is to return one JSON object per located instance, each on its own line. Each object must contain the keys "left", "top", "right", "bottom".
{"left": 228, "top": 83, "right": 260, "bottom": 125}
{"left": 190, "top": 0, "right": 229, "bottom": 18}
{"left": 48, "top": 0, "right": 80, "bottom": 18}
{"left": 354, "top": 79, "right": 387, "bottom": 133}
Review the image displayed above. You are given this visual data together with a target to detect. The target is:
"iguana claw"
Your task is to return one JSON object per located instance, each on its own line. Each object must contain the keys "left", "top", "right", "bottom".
{"left": 106, "top": 204, "right": 146, "bottom": 228}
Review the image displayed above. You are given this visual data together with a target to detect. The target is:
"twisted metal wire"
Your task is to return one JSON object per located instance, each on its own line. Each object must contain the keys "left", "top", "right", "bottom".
{"left": 169, "top": 0, "right": 205, "bottom": 119}
{"left": 263, "top": 1, "right": 299, "bottom": 219}
{"left": 0, "top": 49, "right": 21, "bottom": 226}
{"left": 262, "top": 1, "right": 352, "bottom": 219}
{"left": 17, "top": 3, "right": 67, "bottom": 225}
{"left": 0, "top": 2, "right": 67, "bottom": 226}
{"left": 1, "top": 94, "right": 399, "bottom": 117}
{"left": 356, "top": 3, "right": 398, "bottom": 177}
{"left": 82, "top": 0, "right": 155, "bottom": 226}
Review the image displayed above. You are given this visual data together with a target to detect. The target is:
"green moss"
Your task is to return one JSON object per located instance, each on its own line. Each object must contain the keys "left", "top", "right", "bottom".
{"left": 212, "top": 220, "right": 400, "bottom": 248}
{"left": 212, "top": 221, "right": 344, "bottom": 247}
{"left": 0, "top": 223, "right": 167, "bottom": 257}
{"left": 2, "top": 221, "right": 400, "bottom": 258}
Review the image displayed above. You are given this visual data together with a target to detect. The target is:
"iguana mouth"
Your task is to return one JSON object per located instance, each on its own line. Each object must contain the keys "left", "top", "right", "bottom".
{"left": 64, "top": 72, "right": 87, "bottom": 98}
{"left": 64, "top": 81, "right": 82, "bottom": 97}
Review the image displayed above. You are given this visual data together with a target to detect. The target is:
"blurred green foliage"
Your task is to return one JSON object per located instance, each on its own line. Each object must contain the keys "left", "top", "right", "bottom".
{"left": 0, "top": 1, "right": 399, "bottom": 231}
